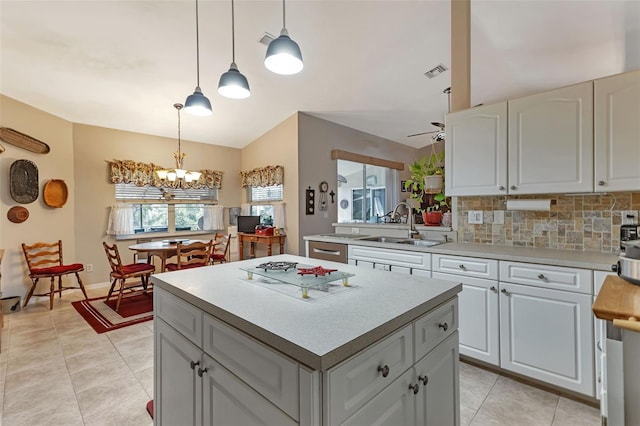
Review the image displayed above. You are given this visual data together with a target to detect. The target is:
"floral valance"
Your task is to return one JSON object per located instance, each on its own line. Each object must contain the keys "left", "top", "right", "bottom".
{"left": 240, "top": 165, "right": 284, "bottom": 188}
{"left": 107, "top": 160, "right": 223, "bottom": 189}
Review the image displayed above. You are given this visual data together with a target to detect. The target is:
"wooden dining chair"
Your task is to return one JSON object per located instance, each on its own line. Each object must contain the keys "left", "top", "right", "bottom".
{"left": 210, "top": 233, "right": 231, "bottom": 265}
{"left": 103, "top": 242, "right": 155, "bottom": 312}
{"left": 21, "top": 240, "right": 88, "bottom": 310}
{"left": 165, "top": 240, "right": 213, "bottom": 271}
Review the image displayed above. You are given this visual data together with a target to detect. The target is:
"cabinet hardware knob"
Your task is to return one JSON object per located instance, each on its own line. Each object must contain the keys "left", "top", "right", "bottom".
{"left": 501, "top": 288, "right": 509, "bottom": 294}
{"left": 377, "top": 365, "right": 390, "bottom": 378}
{"left": 190, "top": 361, "right": 200, "bottom": 370}
{"left": 418, "top": 375, "right": 429, "bottom": 385}
{"left": 598, "top": 181, "right": 605, "bottom": 186}
{"left": 438, "top": 322, "right": 448, "bottom": 331}
{"left": 510, "top": 185, "right": 517, "bottom": 190}
{"left": 537, "top": 274, "right": 546, "bottom": 280}
{"left": 197, "top": 367, "right": 208, "bottom": 377}
{"left": 408, "top": 383, "right": 420, "bottom": 395}
{"left": 499, "top": 186, "right": 506, "bottom": 191}
{"left": 490, "top": 286, "right": 497, "bottom": 292}
{"left": 458, "top": 264, "right": 466, "bottom": 270}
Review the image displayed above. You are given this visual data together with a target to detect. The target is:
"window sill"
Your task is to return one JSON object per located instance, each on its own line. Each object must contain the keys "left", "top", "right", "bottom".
{"left": 115, "top": 230, "right": 218, "bottom": 241}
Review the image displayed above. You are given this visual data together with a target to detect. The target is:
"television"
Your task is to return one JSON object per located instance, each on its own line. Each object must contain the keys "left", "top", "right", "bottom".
{"left": 237, "top": 215, "right": 261, "bottom": 233}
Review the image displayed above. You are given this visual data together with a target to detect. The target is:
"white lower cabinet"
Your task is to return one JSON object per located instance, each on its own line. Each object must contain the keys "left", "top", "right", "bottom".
{"left": 348, "top": 245, "right": 431, "bottom": 276}
{"left": 499, "top": 282, "right": 594, "bottom": 395}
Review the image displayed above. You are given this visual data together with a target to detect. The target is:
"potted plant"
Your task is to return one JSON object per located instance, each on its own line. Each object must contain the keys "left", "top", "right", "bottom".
{"left": 423, "top": 192, "right": 449, "bottom": 225}
{"left": 404, "top": 150, "right": 446, "bottom": 213}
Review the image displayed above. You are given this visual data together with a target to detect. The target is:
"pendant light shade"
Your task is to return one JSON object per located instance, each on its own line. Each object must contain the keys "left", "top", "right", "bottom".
{"left": 265, "top": 0, "right": 303, "bottom": 75}
{"left": 218, "top": 0, "right": 251, "bottom": 99}
{"left": 185, "top": 0, "right": 212, "bottom": 116}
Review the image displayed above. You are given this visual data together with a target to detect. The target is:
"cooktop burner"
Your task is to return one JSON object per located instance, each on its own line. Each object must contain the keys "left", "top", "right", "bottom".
{"left": 255, "top": 261, "right": 299, "bottom": 271}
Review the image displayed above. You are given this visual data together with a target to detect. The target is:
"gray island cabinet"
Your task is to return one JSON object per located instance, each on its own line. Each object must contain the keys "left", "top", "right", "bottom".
{"left": 152, "top": 255, "right": 461, "bottom": 426}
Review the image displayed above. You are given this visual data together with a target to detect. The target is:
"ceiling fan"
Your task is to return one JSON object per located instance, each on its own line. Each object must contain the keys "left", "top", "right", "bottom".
{"left": 407, "top": 87, "right": 451, "bottom": 141}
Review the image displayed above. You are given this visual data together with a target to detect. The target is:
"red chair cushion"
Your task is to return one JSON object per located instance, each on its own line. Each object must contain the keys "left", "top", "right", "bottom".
{"left": 31, "top": 263, "right": 84, "bottom": 276}
{"left": 210, "top": 254, "right": 225, "bottom": 260}
{"left": 122, "top": 263, "right": 155, "bottom": 274}
{"left": 165, "top": 262, "right": 207, "bottom": 271}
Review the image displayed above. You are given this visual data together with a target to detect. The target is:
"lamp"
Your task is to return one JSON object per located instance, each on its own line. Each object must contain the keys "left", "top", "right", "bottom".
{"left": 185, "top": 0, "right": 213, "bottom": 116}
{"left": 157, "top": 103, "right": 202, "bottom": 186}
{"left": 265, "top": 0, "right": 303, "bottom": 75}
{"left": 218, "top": 0, "right": 250, "bottom": 99}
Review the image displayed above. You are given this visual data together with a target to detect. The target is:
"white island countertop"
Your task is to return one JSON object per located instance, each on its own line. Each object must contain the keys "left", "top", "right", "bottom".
{"left": 151, "top": 254, "right": 461, "bottom": 370}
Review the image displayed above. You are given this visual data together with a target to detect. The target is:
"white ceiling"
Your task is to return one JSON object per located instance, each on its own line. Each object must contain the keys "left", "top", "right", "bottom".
{"left": 1, "top": 0, "right": 638, "bottom": 150}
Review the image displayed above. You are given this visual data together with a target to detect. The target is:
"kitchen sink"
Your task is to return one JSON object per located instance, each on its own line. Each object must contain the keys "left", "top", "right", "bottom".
{"left": 358, "top": 236, "right": 445, "bottom": 247}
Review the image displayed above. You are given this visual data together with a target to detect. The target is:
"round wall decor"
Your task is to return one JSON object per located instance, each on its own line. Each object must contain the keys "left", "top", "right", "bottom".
{"left": 340, "top": 199, "right": 349, "bottom": 209}
{"left": 7, "top": 206, "right": 29, "bottom": 223}
{"left": 43, "top": 179, "right": 69, "bottom": 208}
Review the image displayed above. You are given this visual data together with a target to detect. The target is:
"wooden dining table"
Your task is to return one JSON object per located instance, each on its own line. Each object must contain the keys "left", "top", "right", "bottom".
{"left": 128, "top": 239, "right": 215, "bottom": 272}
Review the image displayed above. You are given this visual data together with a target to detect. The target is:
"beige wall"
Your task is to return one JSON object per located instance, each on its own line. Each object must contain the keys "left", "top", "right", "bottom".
{"left": 297, "top": 113, "right": 424, "bottom": 254}
{"left": 73, "top": 124, "right": 242, "bottom": 283}
{"left": 241, "top": 113, "right": 299, "bottom": 256}
{"left": 0, "top": 95, "right": 76, "bottom": 298}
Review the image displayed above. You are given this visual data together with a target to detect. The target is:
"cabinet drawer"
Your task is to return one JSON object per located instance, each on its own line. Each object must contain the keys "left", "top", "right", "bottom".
{"left": 432, "top": 254, "right": 498, "bottom": 280}
{"left": 500, "top": 261, "right": 592, "bottom": 294}
{"left": 414, "top": 298, "right": 458, "bottom": 362}
{"left": 308, "top": 241, "right": 347, "bottom": 263}
{"left": 202, "top": 314, "right": 299, "bottom": 420}
{"left": 348, "top": 245, "right": 431, "bottom": 270}
{"left": 326, "top": 324, "right": 413, "bottom": 425}
{"left": 155, "top": 287, "right": 202, "bottom": 346}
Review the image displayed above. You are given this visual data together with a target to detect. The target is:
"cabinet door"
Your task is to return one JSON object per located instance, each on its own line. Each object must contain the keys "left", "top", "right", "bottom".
{"left": 508, "top": 81, "right": 593, "bottom": 194}
{"left": 499, "top": 283, "right": 594, "bottom": 396}
{"left": 415, "top": 333, "right": 460, "bottom": 426}
{"left": 341, "top": 369, "right": 416, "bottom": 426}
{"left": 201, "top": 354, "right": 297, "bottom": 426}
{"left": 445, "top": 102, "right": 508, "bottom": 196}
{"left": 433, "top": 272, "right": 499, "bottom": 365}
{"left": 594, "top": 69, "right": 640, "bottom": 192}
{"left": 155, "top": 318, "right": 202, "bottom": 426}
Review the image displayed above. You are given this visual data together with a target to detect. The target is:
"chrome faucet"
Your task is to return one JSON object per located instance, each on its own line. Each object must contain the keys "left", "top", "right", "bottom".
{"left": 392, "top": 202, "right": 419, "bottom": 237}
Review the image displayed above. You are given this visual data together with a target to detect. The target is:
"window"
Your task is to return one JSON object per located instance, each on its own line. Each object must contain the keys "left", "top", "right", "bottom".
{"left": 116, "top": 184, "right": 216, "bottom": 235}
{"left": 337, "top": 160, "right": 397, "bottom": 223}
{"left": 249, "top": 184, "right": 282, "bottom": 226}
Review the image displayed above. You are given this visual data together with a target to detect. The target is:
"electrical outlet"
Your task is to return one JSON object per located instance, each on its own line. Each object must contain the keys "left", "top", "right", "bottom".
{"left": 494, "top": 210, "right": 505, "bottom": 225}
{"left": 468, "top": 210, "right": 483, "bottom": 224}
{"left": 622, "top": 211, "right": 639, "bottom": 225}
{"left": 86, "top": 264, "right": 93, "bottom": 272}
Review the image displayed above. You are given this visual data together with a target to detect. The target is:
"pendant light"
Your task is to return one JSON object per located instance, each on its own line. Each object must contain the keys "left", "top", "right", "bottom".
{"left": 218, "top": 0, "right": 250, "bottom": 99}
{"left": 265, "top": 0, "right": 303, "bottom": 75}
{"left": 184, "top": 0, "right": 213, "bottom": 116}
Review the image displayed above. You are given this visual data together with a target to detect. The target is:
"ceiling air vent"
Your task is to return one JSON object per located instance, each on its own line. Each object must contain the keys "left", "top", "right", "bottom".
{"left": 424, "top": 64, "right": 448, "bottom": 79}
{"left": 258, "top": 32, "right": 276, "bottom": 46}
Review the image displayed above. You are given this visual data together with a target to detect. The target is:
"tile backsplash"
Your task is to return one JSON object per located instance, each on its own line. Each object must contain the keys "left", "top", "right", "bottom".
{"left": 456, "top": 192, "right": 640, "bottom": 253}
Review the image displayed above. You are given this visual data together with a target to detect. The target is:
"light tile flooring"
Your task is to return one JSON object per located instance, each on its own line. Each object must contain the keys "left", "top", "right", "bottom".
{"left": 0, "top": 286, "right": 601, "bottom": 426}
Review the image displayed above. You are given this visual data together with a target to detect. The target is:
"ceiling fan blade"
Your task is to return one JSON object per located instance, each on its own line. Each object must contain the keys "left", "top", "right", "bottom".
{"left": 407, "top": 130, "right": 437, "bottom": 138}
{"left": 430, "top": 121, "right": 445, "bottom": 129}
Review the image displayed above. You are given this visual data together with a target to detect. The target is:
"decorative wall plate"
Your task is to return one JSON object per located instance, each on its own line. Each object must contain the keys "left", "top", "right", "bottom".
{"left": 7, "top": 206, "right": 29, "bottom": 223}
{"left": 43, "top": 179, "right": 69, "bottom": 208}
{"left": 10, "top": 159, "right": 39, "bottom": 204}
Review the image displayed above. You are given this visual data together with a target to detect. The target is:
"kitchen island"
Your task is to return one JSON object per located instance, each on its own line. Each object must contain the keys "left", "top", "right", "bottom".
{"left": 151, "top": 254, "right": 461, "bottom": 425}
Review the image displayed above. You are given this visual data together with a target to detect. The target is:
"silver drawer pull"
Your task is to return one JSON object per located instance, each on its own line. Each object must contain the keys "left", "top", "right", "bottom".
{"left": 438, "top": 322, "right": 448, "bottom": 331}
{"left": 490, "top": 286, "right": 497, "bottom": 292}
{"left": 537, "top": 274, "right": 546, "bottom": 280}
{"left": 418, "top": 375, "right": 428, "bottom": 385}
{"left": 458, "top": 264, "right": 466, "bottom": 270}
{"left": 190, "top": 360, "right": 199, "bottom": 370}
{"left": 312, "top": 248, "right": 341, "bottom": 256}
{"left": 197, "top": 367, "right": 208, "bottom": 377}
{"left": 510, "top": 185, "right": 517, "bottom": 190}
{"left": 598, "top": 180, "right": 605, "bottom": 186}
{"left": 408, "top": 383, "right": 420, "bottom": 395}
{"left": 499, "top": 186, "right": 506, "bottom": 191}
{"left": 377, "top": 365, "right": 390, "bottom": 378}
{"left": 501, "top": 288, "right": 509, "bottom": 295}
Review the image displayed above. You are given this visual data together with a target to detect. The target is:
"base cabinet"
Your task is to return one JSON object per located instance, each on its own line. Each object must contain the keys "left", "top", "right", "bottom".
{"left": 499, "top": 282, "right": 594, "bottom": 395}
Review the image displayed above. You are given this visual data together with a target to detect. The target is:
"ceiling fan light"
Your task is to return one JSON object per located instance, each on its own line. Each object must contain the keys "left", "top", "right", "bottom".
{"left": 265, "top": 30, "right": 303, "bottom": 75}
{"left": 218, "top": 64, "right": 251, "bottom": 99}
{"left": 184, "top": 86, "right": 213, "bottom": 116}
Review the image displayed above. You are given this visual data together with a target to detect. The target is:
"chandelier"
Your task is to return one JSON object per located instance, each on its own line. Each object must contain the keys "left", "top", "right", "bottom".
{"left": 156, "top": 103, "right": 202, "bottom": 184}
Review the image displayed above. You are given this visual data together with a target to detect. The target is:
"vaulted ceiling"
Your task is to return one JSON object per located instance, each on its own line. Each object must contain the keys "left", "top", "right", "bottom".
{"left": 1, "top": 0, "right": 638, "bottom": 149}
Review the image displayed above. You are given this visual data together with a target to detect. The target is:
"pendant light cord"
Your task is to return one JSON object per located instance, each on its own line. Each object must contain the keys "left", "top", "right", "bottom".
{"left": 195, "top": 0, "right": 201, "bottom": 87}
{"left": 282, "top": 0, "right": 286, "bottom": 28}
{"left": 231, "top": 0, "right": 236, "bottom": 62}
{"left": 176, "top": 105, "right": 183, "bottom": 167}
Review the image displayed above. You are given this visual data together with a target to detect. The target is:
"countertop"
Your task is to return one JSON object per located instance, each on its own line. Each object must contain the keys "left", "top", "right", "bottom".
{"left": 151, "top": 254, "right": 461, "bottom": 370}
{"left": 304, "top": 234, "right": 618, "bottom": 271}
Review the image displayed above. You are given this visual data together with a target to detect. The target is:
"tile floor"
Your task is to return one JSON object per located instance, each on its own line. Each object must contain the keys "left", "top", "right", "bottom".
{"left": 0, "top": 285, "right": 601, "bottom": 426}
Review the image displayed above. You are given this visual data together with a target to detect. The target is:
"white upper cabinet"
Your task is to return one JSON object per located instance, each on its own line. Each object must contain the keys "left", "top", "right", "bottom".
{"left": 445, "top": 102, "right": 508, "bottom": 196}
{"left": 508, "top": 81, "right": 594, "bottom": 194}
{"left": 594, "top": 69, "right": 640, "bottom": 192}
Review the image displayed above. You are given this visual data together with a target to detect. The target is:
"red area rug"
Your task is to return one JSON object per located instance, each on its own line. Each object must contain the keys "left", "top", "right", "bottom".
{"left": 72, "top": 292, "right": 153, "bottom": 334}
